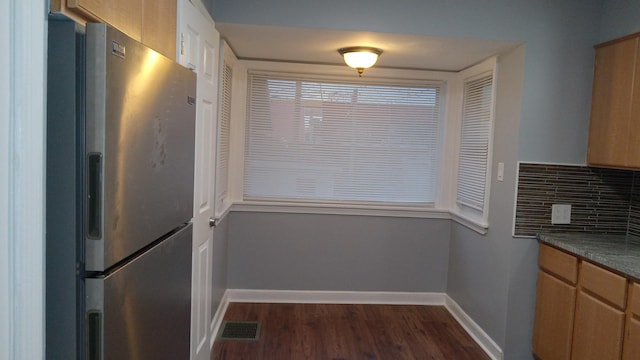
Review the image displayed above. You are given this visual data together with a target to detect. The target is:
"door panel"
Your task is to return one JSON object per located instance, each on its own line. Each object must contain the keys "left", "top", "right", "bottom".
{"left": 194, "top": 241, "right": 210, "bottom": 353}
{"left": 178, "top": 1, "right": 219, "bottom": 359}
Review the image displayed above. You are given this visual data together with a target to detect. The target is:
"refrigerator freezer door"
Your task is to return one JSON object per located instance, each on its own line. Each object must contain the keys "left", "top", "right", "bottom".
{"left": 84, "top": 24, "right": 196, "bottom": 271}
{"left": 85, "top": 224, "right": 192, "bottom": 360}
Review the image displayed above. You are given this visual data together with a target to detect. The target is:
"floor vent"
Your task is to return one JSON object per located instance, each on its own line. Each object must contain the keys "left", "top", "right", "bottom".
{"left": 218, "top": 321, "right": 261, "bottom": 341}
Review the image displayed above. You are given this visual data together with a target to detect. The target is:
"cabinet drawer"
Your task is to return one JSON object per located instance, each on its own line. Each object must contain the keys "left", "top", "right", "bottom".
{"left": 630, "top": 282, "right": 640, "bottom": 316}
{"left": 580, "top": 261, "right": 627, "bottom": 309}
{"left": 539, "top": 244, "right": 578, "bottom": 284}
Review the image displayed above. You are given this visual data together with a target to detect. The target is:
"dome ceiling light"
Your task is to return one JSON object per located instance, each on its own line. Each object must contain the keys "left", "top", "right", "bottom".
{"left": 338, "top": 46, "right": 383, "bottom": 77}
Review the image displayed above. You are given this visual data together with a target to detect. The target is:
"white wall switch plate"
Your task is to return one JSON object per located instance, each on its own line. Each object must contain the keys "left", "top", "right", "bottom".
{"left": 551, "top": 204, "right": 571, "bottom": 224}
{"left": 497, "top": 162, "right": 504, "bottom": 182}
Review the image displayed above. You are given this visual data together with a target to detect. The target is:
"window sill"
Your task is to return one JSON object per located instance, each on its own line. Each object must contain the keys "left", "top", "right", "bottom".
{"left": 230, "top": 201, "right": 451, "bottom": 219}
{"left": 214, "top": 202, "right": 233, "bottom": 224}
{"left": 449, "top": 211, "right": 489, "bottom": 235}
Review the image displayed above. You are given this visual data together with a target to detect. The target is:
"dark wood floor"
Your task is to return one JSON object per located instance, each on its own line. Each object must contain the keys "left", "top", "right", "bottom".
{"left": 212, "top": 303, "right": 490, "bottom": 360}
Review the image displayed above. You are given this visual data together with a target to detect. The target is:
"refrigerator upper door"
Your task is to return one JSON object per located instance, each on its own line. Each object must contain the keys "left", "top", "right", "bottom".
{"left": 84, "top": 24, "right": 196, "bottom": 271}
{"left": 85, "top": 224, "right": 192, "bottom": 360}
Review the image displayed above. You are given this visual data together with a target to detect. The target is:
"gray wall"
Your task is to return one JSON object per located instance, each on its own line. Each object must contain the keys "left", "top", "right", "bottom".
{"left": 447, "top": 45, "right": 530, "bottom": 358}
{"left": 228, "top": 212, "right": 450, "bottom": 292}
{"left": 599, "top": 0, "right": 640, "bottom": 42}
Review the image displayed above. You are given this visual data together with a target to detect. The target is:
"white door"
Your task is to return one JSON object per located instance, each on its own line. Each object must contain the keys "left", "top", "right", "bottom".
{"left": 177, "top": 1, "right": 219, "bottom": 359}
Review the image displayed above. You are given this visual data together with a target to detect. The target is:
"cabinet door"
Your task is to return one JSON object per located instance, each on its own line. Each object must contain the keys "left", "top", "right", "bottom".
{"left": 623, "top": 317, "right": 640, "bottom": 360}
{"left": 142, "top": 0, "right": 177, "bottom": 59}
{"left": 572, "top": 291, "right": 625, "bottom": 360}
{"left": 628, "top": 42, "right": 640, "bottom": 168}
{"left": 588, "top": 36, "right": 638, "bottom": 168}
{"left": 67, "top": 0, "right": 143, "bottom": 41}
{"left": 533, "top": 270, "right": 576, "bottom": 360}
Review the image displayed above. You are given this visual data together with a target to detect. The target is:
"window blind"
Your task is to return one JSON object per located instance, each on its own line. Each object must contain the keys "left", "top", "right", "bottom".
{"left": 244, "top": 72, "right": 442, "bottom": 205}
{"left": 456, "top": 73, "right": 493, "bottom": 211}
{"left": 215, "top": 62, "right": 232, "bottom": 210}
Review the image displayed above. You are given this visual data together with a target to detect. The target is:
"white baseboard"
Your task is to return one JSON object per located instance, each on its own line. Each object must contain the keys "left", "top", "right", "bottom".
{"left": 209, "top": 291, "right": 230, "bottom": 348}
{"left": 445, "top": 296, "right": 504, "bottom": 360}
{"left": 226, "top": 289, "right": 446, "bottom": 305}
{"left": 211, "top": 289, "right": 503, "bottom": 360}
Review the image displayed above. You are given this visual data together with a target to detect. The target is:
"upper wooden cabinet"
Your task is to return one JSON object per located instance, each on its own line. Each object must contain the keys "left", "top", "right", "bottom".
{"left": 588, "top": 33, "right": 640, "bottom": 169}
{"left": 51, "top": 0, "right": 177, "bottom": 60}
{"left": 142, "top": 1, "right": 178, "bottom": 60}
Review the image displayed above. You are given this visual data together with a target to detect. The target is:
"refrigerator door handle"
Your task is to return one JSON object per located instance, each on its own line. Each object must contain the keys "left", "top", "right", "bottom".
{"left": 87, "top": 153, "right": 103, "bottom": 240}
{"left": 87, "top": 311, "right": 103, "bottom": 360}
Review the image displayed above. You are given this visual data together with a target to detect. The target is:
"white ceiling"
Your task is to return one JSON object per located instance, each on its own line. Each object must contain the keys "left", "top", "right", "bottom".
{"left": 216, "top": 23, "right": 522, "bottom": 72}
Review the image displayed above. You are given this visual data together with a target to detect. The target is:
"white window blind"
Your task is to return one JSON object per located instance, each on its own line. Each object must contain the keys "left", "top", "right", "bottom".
{"left": 244, "top": 71, "right": 442, "bottom": 205}
{"left": 456, "top": 73, "right": 494, "bottom": 211}
{"left": 215, "top": 62, "right": 232, "bottom": 210}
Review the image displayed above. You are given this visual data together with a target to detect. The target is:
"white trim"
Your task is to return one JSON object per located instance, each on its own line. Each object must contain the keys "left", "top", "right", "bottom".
{"left": 230, "top": 60, "right": 456, "bottom": 210}
{"left": 209, "top": 291, "right": 230, "bottom": 348}
{"left": 240, "top": 60, "right": 456, "bottom": 82}
{"left": 450, "top": 211, "right": 489, "bottom": 235}
{"left": 0, "top": 0, "right": 10, "bottom": 356}
{"left": 226, "top": 289, "right": 447, "bottom": 305}
{"left": 213, "top": 290, "right": 501, "bottom": 360}
{"left": 2, "top": 1, "right": 48, "bottom": 359}
{"left": 231, "top": 201, "right": 451, "bottom": 219}
{"left": 517, "top": 160, "right": 587, "bottom": 167}
{"left": 445, "top": 296, "right": 504, "bottom": 360}
{"left": 451, "top": 57, "right": 499, "bottom": 228}
{"left": 214, "top": 203, "right": 232, "bottom": 222}
{"left": 512, "top": 161, "right": 522, "bottom": 238}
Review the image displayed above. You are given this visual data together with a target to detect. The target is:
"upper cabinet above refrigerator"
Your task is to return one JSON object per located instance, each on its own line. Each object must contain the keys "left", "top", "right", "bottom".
{"left": 50, "top": 0, "right": 178, "bottom": 59}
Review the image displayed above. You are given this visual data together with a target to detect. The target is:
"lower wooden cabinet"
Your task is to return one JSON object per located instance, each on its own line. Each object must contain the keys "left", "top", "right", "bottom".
{"left": 571, "top": 291, "right": 625, "bottom": 360}
{"left": 534, "top": 244, "right": 638, "bottom": 360}
{"left": 624, "top": 283, "right": 640, "bottom": 360}
{"left": 533, "top": 270, "right": 576, "bottom": 359}
{"left": 623, "top": 317, "right": 640, "bottom": 360}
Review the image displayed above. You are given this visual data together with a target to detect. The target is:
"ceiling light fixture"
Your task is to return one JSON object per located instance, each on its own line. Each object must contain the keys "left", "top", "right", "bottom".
{"left": 338, "top": 46, "right": 383, "bottom": 77}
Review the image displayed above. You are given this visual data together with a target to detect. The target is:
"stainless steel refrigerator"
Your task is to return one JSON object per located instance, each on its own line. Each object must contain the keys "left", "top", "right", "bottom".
{"left": 46, "top": 21, "right": 196, "bottom": 360}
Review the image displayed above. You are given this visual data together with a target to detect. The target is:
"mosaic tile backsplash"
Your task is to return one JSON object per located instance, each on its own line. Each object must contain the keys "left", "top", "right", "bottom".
{"left": 515, "top": 163, "right": 639, "bottom": 239}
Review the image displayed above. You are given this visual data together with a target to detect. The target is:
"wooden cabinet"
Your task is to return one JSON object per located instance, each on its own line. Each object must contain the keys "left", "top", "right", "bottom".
{"left": 624, "top": 283, "right": 640, "bottom": 360}
{"left": 571, "top": 261, "right": 627, "bottom": 360}
{"left": 67, "top": 0, "right": 143, "bottom": 41}
{"left": 142, "top": 0, "right": 178, "bottom": 60}
{"left": 533, "top": 245, "right": 640, "bottom": 360}
{"left": 533, "top": 245, "right": 578, "bottom": 360}
{"left": 533, "top": 270, "right": 577, "bottom": 359}
{"left": 587, "top": 32, "right": 640, "bottom": 169}
{"left": 51, "top": 0, "right": 177, "bottom": 59}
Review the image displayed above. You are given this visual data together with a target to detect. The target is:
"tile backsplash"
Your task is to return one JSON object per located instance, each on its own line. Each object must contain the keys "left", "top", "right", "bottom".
{"left": 514, "top": 163, "right": 639, "bottom": 239}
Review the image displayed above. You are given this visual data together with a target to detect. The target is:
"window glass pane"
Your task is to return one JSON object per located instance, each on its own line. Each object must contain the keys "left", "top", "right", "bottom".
{"left": 456, "top": 74, "right": 493, "bottom": 211}
{"left": 245, "top": 72, "right": 442, "bottom": 205}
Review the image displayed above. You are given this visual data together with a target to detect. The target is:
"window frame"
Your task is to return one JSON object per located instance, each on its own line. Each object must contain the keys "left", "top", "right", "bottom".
{"left": 449, "top": 57, "right": 498, "bottom": 233}
{"left": 227, "top": 61, "right": 457, "bottom": 218}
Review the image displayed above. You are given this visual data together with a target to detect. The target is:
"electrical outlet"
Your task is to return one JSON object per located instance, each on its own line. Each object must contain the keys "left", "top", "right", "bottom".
{"left": 551, "top": 204, "right": 571, "bottom": 224}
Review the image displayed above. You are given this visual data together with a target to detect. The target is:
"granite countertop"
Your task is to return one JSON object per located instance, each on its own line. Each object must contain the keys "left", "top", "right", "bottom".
{"left": 537, "top": 232, "right": 640, "bottom": 281}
